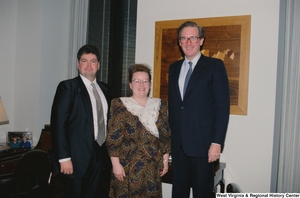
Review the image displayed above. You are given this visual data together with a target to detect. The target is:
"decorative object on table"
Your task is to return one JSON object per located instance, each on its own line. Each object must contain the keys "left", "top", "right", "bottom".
{"left": 7, "top": 131, "right": 33, "bottom": 148}
{"left": 0, "top": 97, "right": 9, "bottom": 125}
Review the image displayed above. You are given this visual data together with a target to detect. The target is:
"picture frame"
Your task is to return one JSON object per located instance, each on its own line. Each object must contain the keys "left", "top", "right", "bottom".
{"left": 7, "top": 131, "right": 33, "bottom": 149}
{"left": 153, "top": 15, "right": 251, "bottom": 115}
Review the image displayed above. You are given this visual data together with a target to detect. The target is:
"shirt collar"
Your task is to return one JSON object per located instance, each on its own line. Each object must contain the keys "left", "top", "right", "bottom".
{"left": 185, "top": 52, "right": 201, "bottom": 67}
{"left": 80, "top": 74, "right": 97, "bottom": 88}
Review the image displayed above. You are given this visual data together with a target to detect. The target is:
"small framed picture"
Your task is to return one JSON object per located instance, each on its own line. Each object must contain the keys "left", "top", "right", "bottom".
{"left": 7, "top": 131, "right": 33, "bottom": 149}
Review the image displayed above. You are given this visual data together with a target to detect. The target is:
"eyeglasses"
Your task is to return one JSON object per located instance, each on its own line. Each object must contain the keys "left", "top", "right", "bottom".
{"left": 179, "top": 36, "right": 200, "bottom": 44}
{"left": 132, "top": 79, "right": 150, "bottom": 85}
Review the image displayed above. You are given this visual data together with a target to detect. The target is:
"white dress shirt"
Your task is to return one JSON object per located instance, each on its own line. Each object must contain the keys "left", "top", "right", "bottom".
{"left": 178, "top": 52, "right": 201, "bottom": 99}
{"left": 80, "top": 74, "right": 108, "bottom": 140}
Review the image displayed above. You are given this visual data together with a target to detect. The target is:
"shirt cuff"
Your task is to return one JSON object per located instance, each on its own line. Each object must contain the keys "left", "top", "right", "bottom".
{"left": 59, "top": 157, "right": 71, "bottom": 163}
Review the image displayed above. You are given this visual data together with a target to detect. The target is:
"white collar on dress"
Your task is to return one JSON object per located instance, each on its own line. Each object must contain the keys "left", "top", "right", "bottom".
{"left": 120, "top": 97, "right": 161, "bottom": 138}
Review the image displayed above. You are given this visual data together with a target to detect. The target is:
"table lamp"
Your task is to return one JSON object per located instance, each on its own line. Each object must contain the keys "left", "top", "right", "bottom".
{"left": 0, "top": 97, "right": 9, "bottom": 125}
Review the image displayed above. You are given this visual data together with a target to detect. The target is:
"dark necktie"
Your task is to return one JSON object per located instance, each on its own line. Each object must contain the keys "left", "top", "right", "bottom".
{"left": 183, "top": 61, "right": 193, "bottom": 95}
{"left": 91, "top": 83, "right": 105, "bottom": 146}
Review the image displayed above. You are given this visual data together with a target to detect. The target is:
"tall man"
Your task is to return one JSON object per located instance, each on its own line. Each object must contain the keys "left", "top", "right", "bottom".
{"left": 168, "top": 21, "right": 230, "bottom": 198}
{"left": 50, "top": 44, "right": 111, "bottom": 197}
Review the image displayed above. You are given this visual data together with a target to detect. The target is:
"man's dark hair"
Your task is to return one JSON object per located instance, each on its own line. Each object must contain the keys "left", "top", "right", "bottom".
{"left": 77, "top": 44, "right": 101, "bottom": 62}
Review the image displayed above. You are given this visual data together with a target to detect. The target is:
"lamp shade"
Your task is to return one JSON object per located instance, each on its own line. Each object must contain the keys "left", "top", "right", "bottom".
{"left": 0, "top": 97, "right": 9, "bottom": 125}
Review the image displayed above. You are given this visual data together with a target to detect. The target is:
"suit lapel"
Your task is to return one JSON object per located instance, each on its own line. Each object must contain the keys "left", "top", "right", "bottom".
{"left": 184, "top": 55, "right": 206, "bottom": 96}
{"left": 98, "top": 81, "right": 109, "bottom": 102}
{"left": 76, "top": 76, "right": 93, "bottom": 120}
{"left": 173, "top": 60, "right": 184, "bottom": 100}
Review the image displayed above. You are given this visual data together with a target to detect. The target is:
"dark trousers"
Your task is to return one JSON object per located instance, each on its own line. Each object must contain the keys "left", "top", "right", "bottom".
{"left": 65, "top": 141, "right": 111, "bottom": 198}
{"left": 171, "top": 149, "right": 214, "bottom": 198}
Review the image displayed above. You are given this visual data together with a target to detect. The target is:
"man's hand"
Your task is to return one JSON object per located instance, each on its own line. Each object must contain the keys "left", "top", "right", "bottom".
{"left": 208, "top": 144, "right": 221, "bottom": 163}
{"left": 60, "top": 160, "right": 73, "bottom": 175}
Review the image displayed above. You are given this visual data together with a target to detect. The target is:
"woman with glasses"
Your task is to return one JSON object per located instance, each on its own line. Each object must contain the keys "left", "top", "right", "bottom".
{"left": 106, "top": 63, "right": 171, "bottom": 198}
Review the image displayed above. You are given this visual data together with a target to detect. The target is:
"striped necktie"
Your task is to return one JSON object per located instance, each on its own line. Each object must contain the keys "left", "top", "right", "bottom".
{"left": 183, "top": 61, "right": 193, "bottom": 95}
{"left": 91, "top": 83, "right": 105, "bottom": 146}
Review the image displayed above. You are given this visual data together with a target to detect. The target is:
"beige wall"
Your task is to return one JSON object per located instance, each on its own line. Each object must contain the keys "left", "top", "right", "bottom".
{"left": 136, "top": 0, "right": 280, "bottom": 195}
{"left": 0, "top": 0, "right": 70, "bottom": 144}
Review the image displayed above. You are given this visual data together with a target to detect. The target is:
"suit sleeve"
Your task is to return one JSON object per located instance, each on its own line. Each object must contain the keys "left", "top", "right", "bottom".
{"left": 167, "top": 64, "right": 174, "bottom": 126}
{"left": 212, "top": 59, "right": 230, "bottom": 145}
{"left": 50, "top": 82, "right": 73, "bottom": 159}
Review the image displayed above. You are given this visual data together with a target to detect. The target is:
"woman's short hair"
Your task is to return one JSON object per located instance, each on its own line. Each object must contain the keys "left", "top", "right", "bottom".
{"left": 128, "top": 63, "right": 152, "bottom": 82}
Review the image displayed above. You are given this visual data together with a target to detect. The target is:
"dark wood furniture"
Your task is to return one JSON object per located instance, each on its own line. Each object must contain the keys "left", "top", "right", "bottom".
{"left": 0, "top": 146, "right": 32, "bottom": 175}
{"left": 0, "top": 124, "right": 53, "bottom": 174}
{"left": 8, "top": 150, "right": 51, "bottom": 197}
{"left": 0, "top": 144, "right": 33, "bottom": 196}
{"left": 36, "top": 125, "right": 65, "bottom": 198}
{"left": 34, "top": 126, "right": 52, "bottom": 152}
{"left": 162, "top": 160, "right": 226, "bottom": 194}
{"left": 0, "top": 125, "right": 65, "bottom": 198}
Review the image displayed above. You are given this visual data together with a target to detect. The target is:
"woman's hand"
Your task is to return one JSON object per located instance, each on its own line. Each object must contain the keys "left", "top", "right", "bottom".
{"left": 160, "top": 154, "right": 169, "bottom": 177}
{"left": 111, "top": 157, "right": 126, "bottom": 181}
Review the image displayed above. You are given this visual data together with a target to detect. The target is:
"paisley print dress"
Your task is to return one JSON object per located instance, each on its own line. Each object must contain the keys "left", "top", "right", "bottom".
{"left": 106, "top": 97, "right": 171, "bottom": 198}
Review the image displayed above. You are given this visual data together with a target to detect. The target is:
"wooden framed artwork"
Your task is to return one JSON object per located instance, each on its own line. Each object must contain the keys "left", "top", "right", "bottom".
{"left": 153, "top": 15, "right": 251, "bottom": 115}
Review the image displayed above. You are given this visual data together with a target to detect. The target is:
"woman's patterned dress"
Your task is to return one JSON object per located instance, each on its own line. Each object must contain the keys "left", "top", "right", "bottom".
{"left": 106, "top": 97, "right": 171, "bottom": 198}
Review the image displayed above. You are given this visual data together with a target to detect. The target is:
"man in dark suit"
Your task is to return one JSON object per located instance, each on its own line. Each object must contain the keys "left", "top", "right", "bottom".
{"left": 50, "top": 44, "right": 111, "bottom": 197}
{"left": 168, "top": 21, "right": 230, "bottom": 198}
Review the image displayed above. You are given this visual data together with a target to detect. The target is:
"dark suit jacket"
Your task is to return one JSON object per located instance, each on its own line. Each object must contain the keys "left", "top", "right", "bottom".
{"left": 50, "top": 76, "right": 111, "bottom": 179}
{"left": 168, "top": 55, "right": 230, "bottom": 157}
